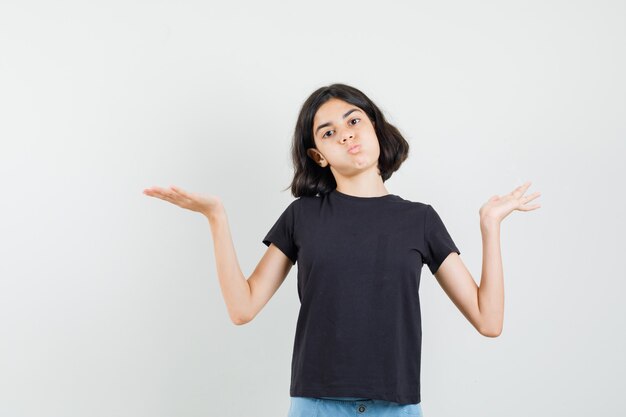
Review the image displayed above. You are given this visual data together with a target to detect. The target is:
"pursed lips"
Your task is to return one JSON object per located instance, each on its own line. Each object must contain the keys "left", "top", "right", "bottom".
{"left": 348, "top": 144, "right": 361, "bottom": 153}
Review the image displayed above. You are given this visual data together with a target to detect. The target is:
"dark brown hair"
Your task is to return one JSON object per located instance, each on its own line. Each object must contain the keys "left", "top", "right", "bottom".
{"left": 284, "top": 83, "right": 410, "bottom": 197}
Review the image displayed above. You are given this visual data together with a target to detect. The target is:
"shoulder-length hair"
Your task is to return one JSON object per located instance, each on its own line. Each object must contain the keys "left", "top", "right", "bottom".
{"left": 284, "top": 83, "right": 410, "bottom": 198}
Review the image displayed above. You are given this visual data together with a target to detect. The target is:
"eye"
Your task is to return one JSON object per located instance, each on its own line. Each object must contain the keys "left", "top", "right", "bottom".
{"left": 321, "top": 118, "right": 361, "bottom": 139}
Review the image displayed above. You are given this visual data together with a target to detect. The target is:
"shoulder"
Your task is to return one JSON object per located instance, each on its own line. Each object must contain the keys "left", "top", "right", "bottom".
{"left": 390, "top": 195, "right": 431, "bottom": 213}
{"left": 293, "top": 194, "right": 322, "bottom": 207}
{"left": 282, "top": 195, "right": 319, "bottom": 216}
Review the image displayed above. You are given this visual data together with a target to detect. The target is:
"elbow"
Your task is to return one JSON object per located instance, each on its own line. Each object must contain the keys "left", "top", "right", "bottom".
{"left": 479, "top": 326, "right": 502, "bottom": 338}
{"left": 232, "top": 315, "right": 250, "bottom": 326}
{"left": 478, "top": 314, "right": 503, "bottom": 337}
{"left": 230, "top": 309, "right": 252, "bottom": 326}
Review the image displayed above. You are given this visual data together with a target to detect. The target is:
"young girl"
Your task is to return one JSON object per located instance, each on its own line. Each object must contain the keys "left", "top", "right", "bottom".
{"left": 143, "top": 83, "right": 541, "bottom": 417}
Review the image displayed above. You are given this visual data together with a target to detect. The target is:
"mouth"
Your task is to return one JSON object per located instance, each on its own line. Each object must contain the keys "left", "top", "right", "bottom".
{"left": 348, "top": 145, "right": 361, "bottom": 154}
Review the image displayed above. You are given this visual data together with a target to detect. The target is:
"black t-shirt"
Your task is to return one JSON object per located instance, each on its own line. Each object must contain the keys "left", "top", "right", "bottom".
{"left": 262, "top": 188, "right": 460, "bottom": 405}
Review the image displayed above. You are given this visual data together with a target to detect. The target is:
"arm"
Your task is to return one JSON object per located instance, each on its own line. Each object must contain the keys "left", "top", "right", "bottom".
{"left": 434, "top": 181, "right": 541, "bottom": 337}
{"left": 244, "top": 243, "right": 293, "bottom": 324}
{"left": 432, "top": 218, "right": 503, "bottom": 338}
{"left": 142, "top": 185, "right": 291, "bottom": 326}
{"left": 207, "top": 205, "right": 293, "bottom": 326}
{"left": 206, "top": 205, "right": 252, "bottom": 325}
{"left": 477, "top": 218, "right": 504, "bottom": 336}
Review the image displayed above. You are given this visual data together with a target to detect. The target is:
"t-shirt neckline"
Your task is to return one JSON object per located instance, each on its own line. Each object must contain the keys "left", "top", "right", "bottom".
{"left": 331, "top": 189, "right": 397, "bottom": 201}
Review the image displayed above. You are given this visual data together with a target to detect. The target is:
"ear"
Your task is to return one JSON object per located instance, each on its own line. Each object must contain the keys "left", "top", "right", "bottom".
{"left": 307, "top": 148, "right": 328, "bottom": 167}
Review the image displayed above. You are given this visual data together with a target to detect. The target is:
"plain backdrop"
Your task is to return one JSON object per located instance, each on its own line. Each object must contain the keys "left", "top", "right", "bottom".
{"left": 1, "top": 1, "right": 624, "bottom": 416}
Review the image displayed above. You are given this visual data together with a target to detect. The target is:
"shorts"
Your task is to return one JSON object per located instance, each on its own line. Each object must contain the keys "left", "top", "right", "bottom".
{"left": 287, "top": 396, "right": 423, "bottom": 417}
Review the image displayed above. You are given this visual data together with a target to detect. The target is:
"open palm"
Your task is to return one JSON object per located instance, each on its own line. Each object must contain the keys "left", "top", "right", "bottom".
{"left": 143, "top": 185, "right": 222, "bottom": 216}
{"left": 479, "top": 181, "right": 542, "bottom": 223}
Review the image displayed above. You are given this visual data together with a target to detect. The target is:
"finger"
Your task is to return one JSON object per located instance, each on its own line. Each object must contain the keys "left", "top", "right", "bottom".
{"left": 520, "top": 203, "right": 541, "bottom": 211}
{"left": 147, "top": 187, "right": 167, "bottom": 197}
{"left": 523, "top": 204, "right": 541, "bottom": 211}
{"left": 144, "top": 186, "right": 182, "bottom": 205}
{"left": 522, "top": 191, "right": 542, "bottom": 204}
{"left": 145, "top": 186, "right": 167, "bottom": 195}
{"left": 162, "top": 191, "right": 180, "bottom": 205}
{"left": 163, "top": 188, "right": 177, "bottom": 200}
{"left": 144, "top": 189, "right": 165, "bottom": 198}
{"left": 150, "top": 188, "right": 176, "bottom": 203}
{"left": 516, "top": 180, "right": 531, "bottom": 191}
{"left": 150, "top": 189, "right": 172, "bottom": 201}
{"left": 170, "top": 187, "right": 192, "bottom": 205}
{"left": 513, "top": 180, "right": 532, "bottom": 198}
{"left": 143, "top": 188, "right": 162, "bottom": 197}
{"left": 170, "top": 185, "right": 187, "bottom": 196}
{"left": 143, "top": 186, "right": 161, "bottom": 195}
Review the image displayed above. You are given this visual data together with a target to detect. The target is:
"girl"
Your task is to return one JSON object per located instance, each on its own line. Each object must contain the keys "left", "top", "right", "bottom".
{"left": 143, "top": 83, "right": 541, "bottom": 417}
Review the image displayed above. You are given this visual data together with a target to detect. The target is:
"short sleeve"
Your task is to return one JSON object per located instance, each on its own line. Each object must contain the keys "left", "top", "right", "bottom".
{"left": 423, "top": 204, "right": 460, "bottom": 275}
{"left": 262, "top": 200, "right": 298, "bottom": 265}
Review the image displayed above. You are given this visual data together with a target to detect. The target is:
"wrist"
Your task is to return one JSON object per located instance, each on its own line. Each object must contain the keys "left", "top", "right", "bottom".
{"left": 480, "top": 215, "right": 500, "bottom": 230}
{"left": 204, "top": 203, "right": 226, "bottom": 222}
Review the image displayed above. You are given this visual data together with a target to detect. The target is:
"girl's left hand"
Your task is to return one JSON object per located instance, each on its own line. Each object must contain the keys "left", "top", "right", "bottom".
{"left": 479, "top": 181, "right": 542, "bottom": 224}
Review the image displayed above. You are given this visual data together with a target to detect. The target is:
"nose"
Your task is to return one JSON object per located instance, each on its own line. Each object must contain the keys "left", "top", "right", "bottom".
{"left": 340, "top": 130, "right": 354, "bottom": 143}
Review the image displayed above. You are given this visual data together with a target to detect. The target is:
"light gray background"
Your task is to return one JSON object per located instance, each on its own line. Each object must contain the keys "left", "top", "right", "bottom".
{"left": 1, "top": 1, "right": 624, "bottom": 416}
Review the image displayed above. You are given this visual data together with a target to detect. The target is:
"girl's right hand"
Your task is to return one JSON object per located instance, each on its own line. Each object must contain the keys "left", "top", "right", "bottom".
{"left": 143, "top": 185, "right": 222, "bottom": 217}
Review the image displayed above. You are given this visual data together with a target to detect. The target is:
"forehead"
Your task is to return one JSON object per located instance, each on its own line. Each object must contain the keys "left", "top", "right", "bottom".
{"left": 313, "top": 98, "right": 360, "bottom": 122}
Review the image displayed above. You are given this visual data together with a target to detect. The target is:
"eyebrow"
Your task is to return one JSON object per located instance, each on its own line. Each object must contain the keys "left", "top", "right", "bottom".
{"left": 314, "top": 108, "right": 362, "bottom": 136}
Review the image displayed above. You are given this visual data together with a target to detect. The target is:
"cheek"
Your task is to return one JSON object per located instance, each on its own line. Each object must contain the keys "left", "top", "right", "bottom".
{"left": 369, "top": 133, "right": 381, "bottom": 150}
